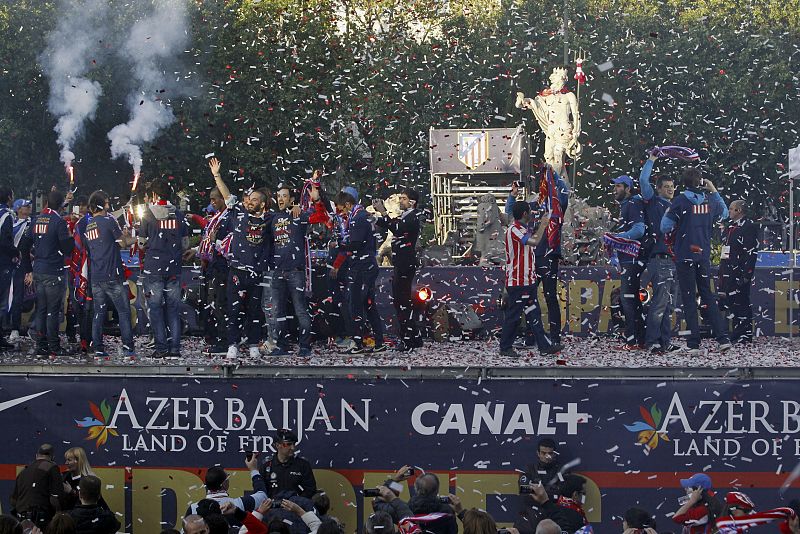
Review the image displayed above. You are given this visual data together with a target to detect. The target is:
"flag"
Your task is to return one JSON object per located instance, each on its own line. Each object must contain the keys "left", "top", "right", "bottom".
{"left": 538, "top": 166, "right": 563, "bottom": 249}
{"left": 574, "top": 58, "right": 586, "bottom": 85}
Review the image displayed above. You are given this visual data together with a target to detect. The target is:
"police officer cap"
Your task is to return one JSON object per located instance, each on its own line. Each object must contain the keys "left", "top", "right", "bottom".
{"left": 276, "top": 428, "right": 298, "bottom": 443}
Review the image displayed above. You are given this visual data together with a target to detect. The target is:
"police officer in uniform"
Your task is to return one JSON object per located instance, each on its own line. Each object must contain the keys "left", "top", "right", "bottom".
{"left": 260, "top": 429, "right": 317, "bottom": 498}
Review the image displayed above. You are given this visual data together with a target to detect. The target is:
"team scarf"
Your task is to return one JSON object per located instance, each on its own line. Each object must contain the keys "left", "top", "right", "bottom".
{"left": 556, "top": 496, "right": 589, "bottom": 526}
{"left": 715, "top": 507, "right": 796, "bottom": 533}
{"left": 603, "top": 232, "right": 641, "bottom": 258}
{"left": 398, "top": 512, "right": 451, "bottom": 534}
{"left": 651, "top": 145, "right": 700, "bottom": 161}
{"left": 538, "top": 165, "right": 564, "bottom": 249}
{"left": 198, "top": 208, "right": 227, "bottom": 262}
{"left": 69, "top": 213, "right": 92, "bottom": 304}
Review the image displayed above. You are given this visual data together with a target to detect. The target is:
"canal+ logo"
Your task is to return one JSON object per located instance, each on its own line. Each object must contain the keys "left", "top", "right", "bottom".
{"left": 624, "top": 403, "right": 670, "bottom": 451}
{"left": 75, "top": 399, "right": 119, "bottom": 448}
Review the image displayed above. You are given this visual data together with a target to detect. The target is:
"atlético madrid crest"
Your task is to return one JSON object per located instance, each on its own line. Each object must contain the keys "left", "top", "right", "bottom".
{"left": 458, "top": 131, "right": 489, "bottom": 169}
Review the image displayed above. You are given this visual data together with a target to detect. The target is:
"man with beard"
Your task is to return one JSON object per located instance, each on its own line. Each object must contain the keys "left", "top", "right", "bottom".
{"left": 609, "top": 174, "right": 647, "bottom": 350}
{"left": 210, "top": 166, "right": 272, "bottom": 360}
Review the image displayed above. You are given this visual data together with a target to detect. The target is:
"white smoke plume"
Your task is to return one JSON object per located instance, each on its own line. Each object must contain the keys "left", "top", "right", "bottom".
{"left": 41, "top": 0, "right": 107, "bottom": 170}
{"left": 108, "top": 0, "right": 189, "bottom": 176}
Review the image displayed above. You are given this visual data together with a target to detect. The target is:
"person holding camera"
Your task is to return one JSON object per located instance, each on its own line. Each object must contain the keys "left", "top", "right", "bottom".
{"left": 406, "top": 474, "right": 458, "bottom": 534}
{"left": 10, "top": 444, "right": 65, "bottom": 529}
{"left": 671, "top": 473, "right": 723, "bottom": 534}
{"left": 516, "top": 439, "right": 570, "bottom": 533}
{"left": 185, "top": 453, "right": 267, "bottom": 528}
{"left": 525, "top": 474, "right": 589, "bottom": 534}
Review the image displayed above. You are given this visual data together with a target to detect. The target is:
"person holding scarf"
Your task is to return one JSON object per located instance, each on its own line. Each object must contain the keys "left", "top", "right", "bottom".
{"left": 7, "top": 199, "right": 32, "bottom": 345}
{"left": 333, "top": 190, "right": 386, "bottom": 354}
{"left": 505, "top": 164, "right": 569, "bottom": 348}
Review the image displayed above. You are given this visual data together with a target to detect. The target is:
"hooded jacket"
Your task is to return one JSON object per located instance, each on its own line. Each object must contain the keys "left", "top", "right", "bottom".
{"left": 68, "top": 503, "right": 121, "bottom": 534}
{"left": 661, "top": 189, "right": 728, "bottom": 262}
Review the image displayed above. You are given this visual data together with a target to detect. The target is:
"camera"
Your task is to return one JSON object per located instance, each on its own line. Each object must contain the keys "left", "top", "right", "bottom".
{"left": 363, "top": 488, "right": 381, "bottom": 498}
{"left": 245, "top": 452, "right": 254, "bottom": 461}
{"left": 438, "top": 496, "right": 450, "bottom": 504}
{"left": 519, "top": 485, "right": 533, "bottom": 494}
{"left": 405, "top": 468, "right": 416, "bottom": 477}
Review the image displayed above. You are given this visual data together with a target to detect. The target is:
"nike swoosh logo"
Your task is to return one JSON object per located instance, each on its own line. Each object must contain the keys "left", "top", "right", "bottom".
{"left": 0, "top": 390, "right": 51, "bottom": 413}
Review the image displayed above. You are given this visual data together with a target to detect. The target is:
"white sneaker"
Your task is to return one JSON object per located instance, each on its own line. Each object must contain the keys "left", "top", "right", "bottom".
{"left": 249, "top": 346, "right": 261, "bottom": 359}
{"left": 260, "top": 339, "right": 277, "bottom": 353}
{"left": 226, "top": 345, "right": 239, "bottom": 359}
{"left": 8, "top": 330, "right": 20, "bottom": 343}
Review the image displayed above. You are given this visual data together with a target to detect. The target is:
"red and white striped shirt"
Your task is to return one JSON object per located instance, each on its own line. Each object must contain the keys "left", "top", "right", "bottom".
{"left": 505, "top": 221, "right": 536, "bottom": 287}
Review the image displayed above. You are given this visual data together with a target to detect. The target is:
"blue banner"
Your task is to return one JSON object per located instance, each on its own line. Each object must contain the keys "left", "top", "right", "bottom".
{"left": 1, "top": 376, "right": 799, "bottom": 532}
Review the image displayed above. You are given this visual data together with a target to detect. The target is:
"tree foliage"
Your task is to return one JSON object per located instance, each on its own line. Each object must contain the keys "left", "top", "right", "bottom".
{"left": 0, "top": 0, "right": 798, "bottom": 218}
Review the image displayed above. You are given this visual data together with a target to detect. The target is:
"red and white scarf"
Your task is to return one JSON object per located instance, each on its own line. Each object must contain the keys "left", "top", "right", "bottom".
{"left": 716, "top": 508, "right": 796, "bottom": 533}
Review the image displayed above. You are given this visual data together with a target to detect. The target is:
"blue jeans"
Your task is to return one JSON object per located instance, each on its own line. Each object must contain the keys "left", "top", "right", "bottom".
{"left": 92, "top": 280, "right": 134, "bottom": 352}
{"left": 500, "top": 285, "right": 551, "bottom": 351}
{"left": 619, "top": 260, "right": 645, "bottom": 345}
{"left": 645, "top": 256, "right": 677, "bottom": 348}
{"left": 260, "top": 270, "right": 276, "bottom": 343}
{"left": 676, "top": 259, "right": 729, "bottom": 348}
{"left": 227, "top": 268, "right": 263, "bottom": 346}
{"left": 272, "top": 270, "right": 312, "bottom": 350}
{"left": 33, "top": 272, "right": 66, "bottom": 350}
{"left": 143, "top": 274, "right": 181, "bottom": 353}
{"left": 348, "top": 265, "right": 384, "bottom": 347}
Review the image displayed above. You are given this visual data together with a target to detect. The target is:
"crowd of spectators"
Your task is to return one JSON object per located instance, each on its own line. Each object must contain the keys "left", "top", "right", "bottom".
{"left": 3, "top": 437, "right": 800, "bottom": 534}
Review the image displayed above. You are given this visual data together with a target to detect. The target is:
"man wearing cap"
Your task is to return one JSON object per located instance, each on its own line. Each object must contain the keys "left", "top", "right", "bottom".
{"left": 260, "top": 429, "right": 317, "bottom": 498}
{"left": 7, "top": 198, "right": 32, "bottom": 344}
{"left": 673, "top": 473, "right": 723, "bottom": 534}
{"left": 328, "top": 186, "right": 360, "bottom": 351}
{"left": 10, "top": 444, "right": 65, "bottom": 528}
{"left": 610, "top": 174, "right": 647, "bottom": 350}
{"left": 661, "top": 168, "right": 731, "bottom": 355}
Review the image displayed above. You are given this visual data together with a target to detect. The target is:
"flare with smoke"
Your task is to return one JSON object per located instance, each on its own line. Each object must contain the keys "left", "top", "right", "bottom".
{"left": 41, "top": 0, "right": 107, "bottom": 171}
{"left": 108, "top": 0, "right": 189, "bottom": 178}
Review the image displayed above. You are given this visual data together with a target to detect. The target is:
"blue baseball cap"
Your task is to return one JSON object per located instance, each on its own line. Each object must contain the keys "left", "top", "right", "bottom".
{"left": 341, "top": 186, "right": 359, "bottom": 203}
{"left": 13, "top": 199, "right": 32, "bottom": 211}
{"left": 680, "top": 473, "right": 712, "bottom": 490}
{"left": 612, "top": 175, "right": 634, "bottom": 189}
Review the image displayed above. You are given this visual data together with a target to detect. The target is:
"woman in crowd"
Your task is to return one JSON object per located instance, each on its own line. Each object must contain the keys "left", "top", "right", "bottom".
{"left": 61, "top": 448, "right": 107, "bottom": 511}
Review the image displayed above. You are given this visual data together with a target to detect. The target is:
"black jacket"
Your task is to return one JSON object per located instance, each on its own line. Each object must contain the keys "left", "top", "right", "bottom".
{"left": 260, "top": 454, "right": 317, "bottom": 498}
{"left": 539, "top": 499, "right": 587, "bottom": 534}
{"left": 719, "top": 218, "right": 758, "bottom": 284}
{"left": 407, "top": 494, "right": 457, "bottom": 534}
{"left": 372, "top": 497, "right": 414, "bottom": 523}
{"left": 375, "top": 209, "right": 420, "bottom": 272}
{"left": 10, "top": 459, "right": 64, "bottom": 518}
{"left": 69, "top": 504, "right": 121, "bottom": 534}
{"left": 520, "top": 460, "right": 565, "bottom": 495}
